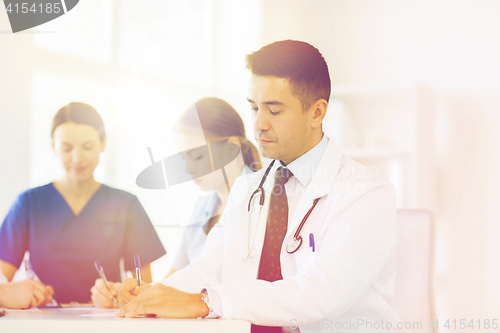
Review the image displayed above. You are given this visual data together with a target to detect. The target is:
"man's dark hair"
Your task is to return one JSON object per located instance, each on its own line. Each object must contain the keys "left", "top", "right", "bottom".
{"left": 246, "top": 40, "right": 331, "bottom": 111}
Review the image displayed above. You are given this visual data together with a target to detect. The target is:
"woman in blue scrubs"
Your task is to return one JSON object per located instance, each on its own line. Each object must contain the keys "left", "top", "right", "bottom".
{"left": 0, "top": 102, "right": 166, "bottom": 306}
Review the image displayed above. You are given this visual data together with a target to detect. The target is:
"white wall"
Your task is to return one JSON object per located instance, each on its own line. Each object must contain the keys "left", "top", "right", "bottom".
{"left": 0, "top": 14, "right": 32, "bottom": 216}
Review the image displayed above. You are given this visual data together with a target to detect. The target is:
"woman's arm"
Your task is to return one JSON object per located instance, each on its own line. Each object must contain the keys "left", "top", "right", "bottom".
{"left": 0, "top": 259, "right": 18, "bottom": 282}
{"left": 0, "top": 261, "right": 54, "bottom": 309}
{"left": 0, "top": 192, "right": 30, "bottom": 276}
{"left": 0, "top": 279, "right": 53, "bottom": 309}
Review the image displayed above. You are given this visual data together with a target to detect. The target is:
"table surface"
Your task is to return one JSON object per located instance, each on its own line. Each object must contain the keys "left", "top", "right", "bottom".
{"left": 0, "top": 307, "right": 251, "bottom": 333}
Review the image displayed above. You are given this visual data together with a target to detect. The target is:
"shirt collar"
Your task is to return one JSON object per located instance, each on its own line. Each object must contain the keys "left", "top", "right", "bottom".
{"left": 279, "top": 134, "right": 329, "bottom": 187}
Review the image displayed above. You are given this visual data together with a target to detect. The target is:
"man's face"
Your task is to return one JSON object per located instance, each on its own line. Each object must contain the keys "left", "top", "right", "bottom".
{"left": 247, "top": 75, "right": 313, "bottom": 165}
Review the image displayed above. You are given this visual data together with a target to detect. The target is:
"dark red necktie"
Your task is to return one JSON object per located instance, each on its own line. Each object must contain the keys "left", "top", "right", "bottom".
{"left": 252, "top": 167, "right": 293, "bottom": 333}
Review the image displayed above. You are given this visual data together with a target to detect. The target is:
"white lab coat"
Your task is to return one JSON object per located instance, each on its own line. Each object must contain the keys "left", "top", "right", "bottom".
{"left": 162, "top": 138, "right": 404, "bottom": 333}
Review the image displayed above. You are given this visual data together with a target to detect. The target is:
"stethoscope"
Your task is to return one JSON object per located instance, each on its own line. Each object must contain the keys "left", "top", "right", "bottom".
{"left": 244, "top": 160, "right": 321, "bottom": 259}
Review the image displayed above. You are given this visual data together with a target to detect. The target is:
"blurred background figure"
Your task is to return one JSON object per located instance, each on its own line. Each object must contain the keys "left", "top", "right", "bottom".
{"left": 168, "top": 97, "right": 261, "bottom": 276}
{"left": 0, "top": 102, "right": 165, "bottom": 306}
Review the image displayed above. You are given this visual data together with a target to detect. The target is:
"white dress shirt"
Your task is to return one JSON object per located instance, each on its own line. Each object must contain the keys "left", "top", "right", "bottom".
{"left": 282, "top": 134, "right": 328, "bottom": 220}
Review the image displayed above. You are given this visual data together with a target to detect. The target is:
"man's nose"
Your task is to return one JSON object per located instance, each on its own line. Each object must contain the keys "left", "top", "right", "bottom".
{"left": 253, "top": 109, "right": 269, "bottom": 133}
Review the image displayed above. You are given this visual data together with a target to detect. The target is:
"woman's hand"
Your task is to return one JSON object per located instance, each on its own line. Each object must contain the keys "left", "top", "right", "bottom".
{"left": 117, "top": 278, "right": 151, "bottom": 307}
{"left": 90, "top": 278, "right": 122, "bottom": 308}
{"left": 0, "top": 279, "right": 53, "bottom": 309}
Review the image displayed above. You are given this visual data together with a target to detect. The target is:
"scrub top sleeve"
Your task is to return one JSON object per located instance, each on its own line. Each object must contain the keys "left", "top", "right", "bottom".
{"left": 172, "top": 230, "right": 189, "bottom": 271}
{"left": 0, "top": 193, "right": 29, "bottom": 268}
{"left": 122, "top": 196, "right": 166, "bottom": 272}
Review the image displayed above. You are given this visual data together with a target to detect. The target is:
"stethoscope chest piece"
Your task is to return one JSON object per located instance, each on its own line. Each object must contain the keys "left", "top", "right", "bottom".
{"left": 286, "top": 236, "right": 303, "bottom": 254}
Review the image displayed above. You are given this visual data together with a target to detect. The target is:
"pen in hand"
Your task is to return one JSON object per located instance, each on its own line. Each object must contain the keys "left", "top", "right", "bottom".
{"left": 93, "top": 261, "right": 117, "bottom": 307}
{"left": 24, "top": 258, "right": 58, "bottom": 307}
{"left": 24, "top": 258, "right": 34, "bottom": 280}
{"left": 134, "top": 255, "right": 142, "bottom": 287}
{"left": 94, "top": 261, "right": 110, "bottom": 291}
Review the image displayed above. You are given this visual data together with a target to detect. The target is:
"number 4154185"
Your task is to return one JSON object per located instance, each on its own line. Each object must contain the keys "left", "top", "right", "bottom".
{"left": 6, "top": 3, "right": 62, "bottom": 14}
{"left": 443, "top": 319, "right": 498, "bottom": 330}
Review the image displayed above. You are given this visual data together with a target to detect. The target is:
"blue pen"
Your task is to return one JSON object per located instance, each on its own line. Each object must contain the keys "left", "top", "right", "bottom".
{"left": 93, "top": 261, "right": 111, "bottom": 291}
{"left": 94, "top": 261, "right": 117, "bottom": 307}
{"left": 134, "top": 255, "right": 142, "bottom": 286}
{"left": 309, "top": 233, "right": 315, "bottom": 252}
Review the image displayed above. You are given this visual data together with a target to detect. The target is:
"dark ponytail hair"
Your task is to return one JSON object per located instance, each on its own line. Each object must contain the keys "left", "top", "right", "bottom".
{"left": 177, "top": 97, "right": 262, "bottom": 171}
{"left": 51, "top": 102, "right": 105, "bottom": 142}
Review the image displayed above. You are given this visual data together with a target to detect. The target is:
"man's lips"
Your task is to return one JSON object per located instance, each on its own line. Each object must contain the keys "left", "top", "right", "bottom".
{"left": 256, "top": 138, "right": 273, "bottom": 145}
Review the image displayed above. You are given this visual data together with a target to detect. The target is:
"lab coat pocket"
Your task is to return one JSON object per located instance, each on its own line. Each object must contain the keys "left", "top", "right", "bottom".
{"left": 293, "top": 246, "right": 313, "bottom": 268}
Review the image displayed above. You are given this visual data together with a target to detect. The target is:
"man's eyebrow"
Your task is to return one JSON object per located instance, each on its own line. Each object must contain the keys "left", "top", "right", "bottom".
{"left": 263, "top": 100, "right": 284, "bottom": 106}
{"left": 246, "top": 98, "right": 284, "bottom": 106}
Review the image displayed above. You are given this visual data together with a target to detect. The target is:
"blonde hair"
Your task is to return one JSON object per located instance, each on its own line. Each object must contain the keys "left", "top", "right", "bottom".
{"left": 177, "top": 97, "right": 262, "bottom": 171}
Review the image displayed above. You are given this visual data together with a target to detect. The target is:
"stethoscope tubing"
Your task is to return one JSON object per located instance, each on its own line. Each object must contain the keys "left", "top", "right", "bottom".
{"left": 247, "top": 160, "right": 321, "bottom": 255}
{"left": 247, "top": 160, "right": 275, "bottom": 213}
{"left": 285, "top": 197, "right": 320, "bottom": 254}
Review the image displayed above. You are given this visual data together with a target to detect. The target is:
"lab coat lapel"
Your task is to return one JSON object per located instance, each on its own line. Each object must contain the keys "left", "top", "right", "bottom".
{"left": 285, "top": 140, "right": 343, "bottom": 243}
{"left": 230, "top": 165, "right": 274, "bottom": 272}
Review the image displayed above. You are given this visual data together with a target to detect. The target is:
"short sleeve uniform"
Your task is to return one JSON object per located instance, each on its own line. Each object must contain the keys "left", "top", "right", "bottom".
{"left": 0, "top": 183, "right": 166, "bottom": 303}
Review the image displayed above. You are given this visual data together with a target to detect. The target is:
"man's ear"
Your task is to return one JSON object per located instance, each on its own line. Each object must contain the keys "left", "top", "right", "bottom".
{"left": 310, "top": 99, "right": 328, "bottom": 129}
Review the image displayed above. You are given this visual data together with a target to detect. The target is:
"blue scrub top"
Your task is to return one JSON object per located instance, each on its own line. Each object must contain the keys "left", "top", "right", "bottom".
{"left": 0, "top": 183, "right": 166, "bottom": 303}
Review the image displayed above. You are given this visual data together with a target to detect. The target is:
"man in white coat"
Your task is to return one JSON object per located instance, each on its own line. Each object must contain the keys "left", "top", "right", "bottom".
{"left": 117, "top": 40, "right": 402, "bottom": 333}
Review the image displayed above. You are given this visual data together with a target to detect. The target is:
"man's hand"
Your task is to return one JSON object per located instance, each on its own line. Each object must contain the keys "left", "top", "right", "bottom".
{"left": 90, "top": 279, "right": 121, "bottom": 308}
{"left": 115, "top": 283, "right": 209, "bottom": 319}
{"left": 0, "top": 279, "right": 54, "bottom": 309}
{"left": 117, "top": 277, "right": 151, "bottom": 307}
